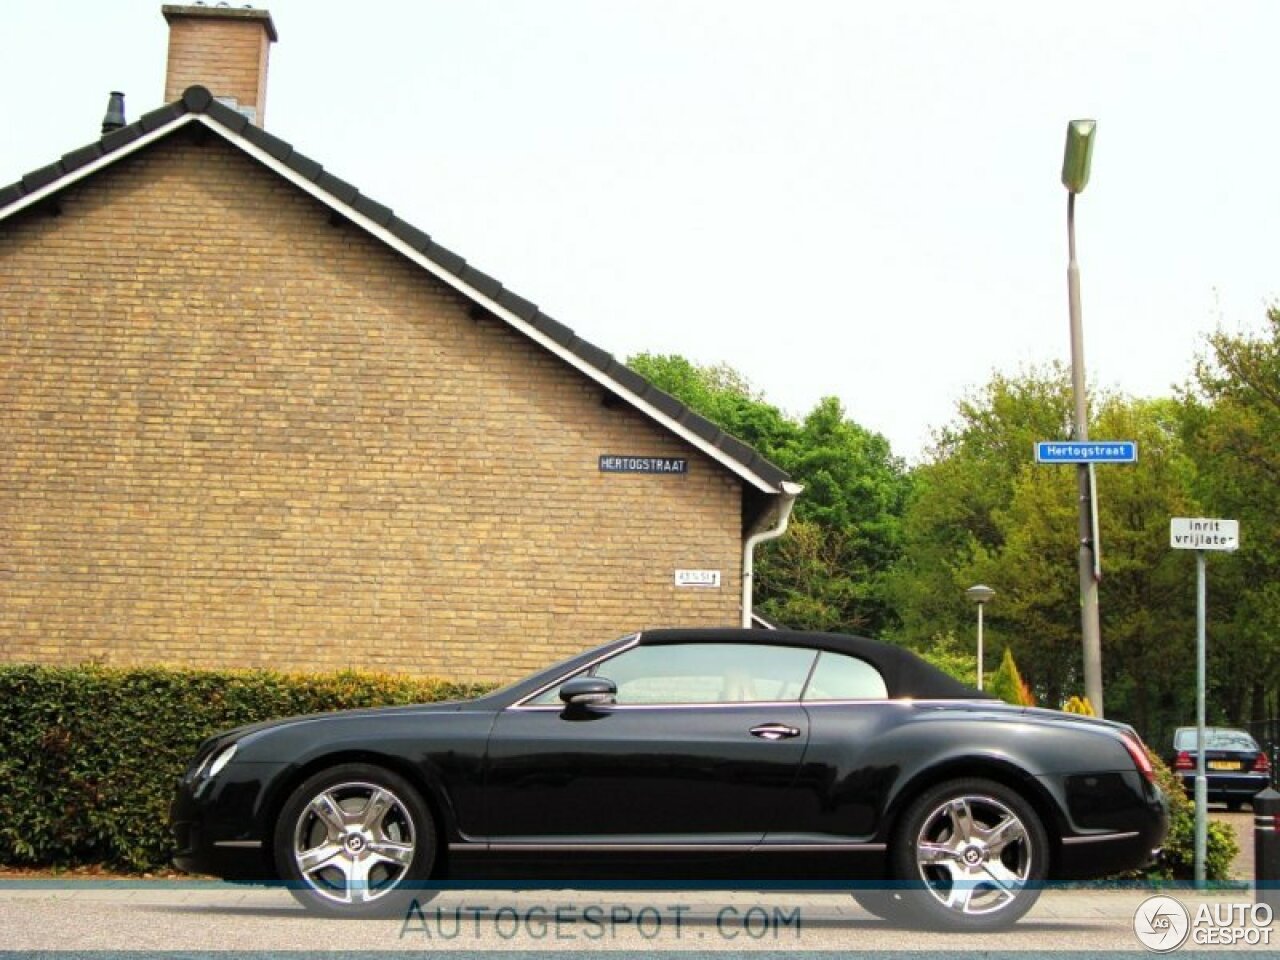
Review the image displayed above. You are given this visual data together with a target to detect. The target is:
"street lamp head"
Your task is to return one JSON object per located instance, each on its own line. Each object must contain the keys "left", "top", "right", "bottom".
{"left": 966, "top": 583, "right": 996, "bottom": 605}
{"left": 1061, "top": 119, "right": 1096, "bottom": 194}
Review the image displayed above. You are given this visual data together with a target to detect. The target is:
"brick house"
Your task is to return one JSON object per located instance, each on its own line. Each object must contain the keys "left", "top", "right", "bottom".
{"left": 0, "top": 5, "right": 798, "bottom": 682}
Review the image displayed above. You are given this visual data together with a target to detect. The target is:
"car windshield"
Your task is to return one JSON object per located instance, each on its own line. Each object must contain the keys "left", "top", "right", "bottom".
{"left": 1174, "top": 728, "right": 1258, "bottom": 751}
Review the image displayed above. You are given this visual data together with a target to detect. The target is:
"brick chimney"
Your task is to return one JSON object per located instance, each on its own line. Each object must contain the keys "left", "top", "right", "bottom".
{"left": 162, "top": 4, "right": 278, "bottom": 125}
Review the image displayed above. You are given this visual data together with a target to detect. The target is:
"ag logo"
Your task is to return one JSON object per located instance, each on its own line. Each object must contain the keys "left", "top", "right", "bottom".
{"left": 1134, "top": 895, "right": 1190, "bottom": 952}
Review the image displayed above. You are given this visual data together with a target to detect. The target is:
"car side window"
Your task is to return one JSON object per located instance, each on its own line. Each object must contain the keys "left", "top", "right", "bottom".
{"left": 599, "top": 644, "right": 817, "bottom": 704}
{"left": 801, "top": 651, "right": 888, "bottom": 701}
{"left": 530, "top": 643, "right": 817, "bottom": 705}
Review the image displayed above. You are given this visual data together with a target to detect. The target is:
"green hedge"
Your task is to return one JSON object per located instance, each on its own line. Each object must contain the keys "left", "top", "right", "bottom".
{"left": 0, "top": 664, "right": 493, "bottom": 872}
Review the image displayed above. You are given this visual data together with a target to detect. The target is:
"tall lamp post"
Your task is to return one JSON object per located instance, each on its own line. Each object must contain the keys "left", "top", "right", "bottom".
{"left": 966, "top": 584, "right": 995, "bottom": 690}
{"left": 1062, "top": 119, "right": 1105, "bottom": 717}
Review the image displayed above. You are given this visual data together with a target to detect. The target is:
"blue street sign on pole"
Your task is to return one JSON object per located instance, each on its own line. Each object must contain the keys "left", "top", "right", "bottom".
{"left": 1035, "top": 441, "right": 1137, "bottom": 464}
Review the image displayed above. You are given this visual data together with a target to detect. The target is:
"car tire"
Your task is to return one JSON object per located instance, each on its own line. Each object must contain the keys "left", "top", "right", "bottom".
{"left": 889, "top": 777, "right": 1048, "bottom": 932}
{"left": 274, "top": 762, "right": 436, "bottom": 918}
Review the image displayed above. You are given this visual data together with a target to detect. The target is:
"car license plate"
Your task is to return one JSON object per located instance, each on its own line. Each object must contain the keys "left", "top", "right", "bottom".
{"left": 1207, "top": 760, "right": 1242, "bottom": 771}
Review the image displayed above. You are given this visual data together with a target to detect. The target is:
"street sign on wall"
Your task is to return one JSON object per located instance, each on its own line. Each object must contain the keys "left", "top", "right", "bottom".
{"left": 1170, "top": 518, "right": 1239, "bottom": 551}
{"left": 674, "top": 569, "right": 721, "bottom": 588}
{"left": 1035, "top": 441, "right": 1137, "bottom": 464}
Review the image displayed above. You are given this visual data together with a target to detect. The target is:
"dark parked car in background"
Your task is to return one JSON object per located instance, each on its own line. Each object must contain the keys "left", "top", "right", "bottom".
{"left": 1170, "top": 726, "right": 1272, "bottom": 810}
{"left": 171, "top": 629, "right": 1167, "bottom": 931}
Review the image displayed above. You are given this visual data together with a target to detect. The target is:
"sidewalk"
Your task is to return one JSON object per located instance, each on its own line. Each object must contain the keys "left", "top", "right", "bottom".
{"left": 0, "top": 881, "right": 1272, "bottom": 954}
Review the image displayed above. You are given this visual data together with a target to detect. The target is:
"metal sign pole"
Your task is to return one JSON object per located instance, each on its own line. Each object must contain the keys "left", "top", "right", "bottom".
{"left": 1170, "top": 517, "right": 1239, "bottom": 889}
{"left": 1195, "top": 548, "right": 1207, "bottom": 889}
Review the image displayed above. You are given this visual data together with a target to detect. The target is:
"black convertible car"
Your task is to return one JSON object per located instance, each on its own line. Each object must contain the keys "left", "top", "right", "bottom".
{"left": 171, "top": 629, "right": 1167, "bottom": 930}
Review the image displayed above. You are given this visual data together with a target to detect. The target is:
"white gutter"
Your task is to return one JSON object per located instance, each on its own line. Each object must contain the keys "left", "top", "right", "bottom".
{"left": 741, "top": 481, "right": 804, "bottom": 628}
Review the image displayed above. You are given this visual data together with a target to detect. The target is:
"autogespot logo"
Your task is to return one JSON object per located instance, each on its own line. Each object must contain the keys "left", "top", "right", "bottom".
{"left": 1134, "top": 895, "right": 1190, "bottom": 952}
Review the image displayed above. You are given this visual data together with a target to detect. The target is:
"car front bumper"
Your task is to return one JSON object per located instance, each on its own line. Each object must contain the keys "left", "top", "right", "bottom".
{"left": 170, "top": 761, "right": 290, "bottom": 882}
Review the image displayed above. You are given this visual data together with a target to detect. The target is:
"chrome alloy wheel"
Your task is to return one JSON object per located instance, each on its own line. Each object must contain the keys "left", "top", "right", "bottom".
{"left": 290, "top": 781, "right": 416, "bottom": 905}
{"left": 913, "top": 793, "right": 1032, "bottom": 917}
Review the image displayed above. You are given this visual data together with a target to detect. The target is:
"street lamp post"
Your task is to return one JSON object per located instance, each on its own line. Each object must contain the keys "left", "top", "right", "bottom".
{"left": 1062, "top": 119, "right": 1105, "bottom": 717}
{"left": 966, "top": 584, "right": 995, "bottom": 690}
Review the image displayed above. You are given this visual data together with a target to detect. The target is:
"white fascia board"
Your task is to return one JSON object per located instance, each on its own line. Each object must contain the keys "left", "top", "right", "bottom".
{"left": 0, "top": 115, "right": 198, "bottom": 224}
{"left": 199, "top": 116, "right": 782, "bottom": 495}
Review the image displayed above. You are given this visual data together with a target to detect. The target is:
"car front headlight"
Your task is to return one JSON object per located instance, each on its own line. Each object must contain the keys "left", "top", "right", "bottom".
{"left": 205, "top": 743, "right": 238, "bottom": 779}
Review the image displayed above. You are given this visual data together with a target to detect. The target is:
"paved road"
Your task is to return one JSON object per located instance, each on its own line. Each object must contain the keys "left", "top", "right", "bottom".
{"left": 0, "top": 809, "right": 1268, "bottom": 955}
{"left": 0, "top": 882, "right": 1273, "bottom": 954}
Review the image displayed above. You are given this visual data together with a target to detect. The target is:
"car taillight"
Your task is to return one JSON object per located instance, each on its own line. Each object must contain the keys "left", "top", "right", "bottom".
{"left": 1174, "top": 750, "right": 1194, "bottom": 771}
{"left": 1122, "top": 734, "right": 1156, "bottom": 782}
{"left": 1255, "top": 751, "right": 1271, "bottom": 775}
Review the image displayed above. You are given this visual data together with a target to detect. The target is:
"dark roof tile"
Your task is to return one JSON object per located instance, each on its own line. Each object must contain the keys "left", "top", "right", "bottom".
{"left": 641, "top": 385, "right": 685, "bottom": 420}
{"left": 60, "top": 143, "right": 104, "bottom": 173}
{"left": 458, "top": 265, "right": 503, "bottom": 301}
{"left": 495, "top": 288, "right": 538, "bottom": 322}
{"left": 99, "top": 123, "right": 143, "bottom": 152}
{"left": 21, "top": 162, "right": 64, "bottom": 193}
{"left": 0, "top": 183, "right": 22, "bottom": 207}
{"left": 138, "top": 104, "right": 182, "bottom": 133}
{"left": 205, "top": 99, "right": 250, "bottom": 134}
{"left": 314, "top": 171, "right": 358, "bottom": 205}
{"left": 392, "top": 222, "right": 432, "bottom": 252}
{"left": 607, "top": 364, "right": 650, "bottom": 397}
{"left": 352, "top": 194, "right": 394, "bottom": 227}
{"left": 716, "top": 433, "right": 759, "bottom": 467}
{"left": 529, "top": 312, "right": 575, "bottom": 346}
{"left": 181, "top": 85, "right": 214, "bottom": 112}
{"left": 422, "top": 241, "right": 465, "bottom": 275}
{"left": 241, "top": 125, "right": 293, "bottom": 162}
{"left": 568, "top": 337, "right": 613, "bottom": 371}
{"left": 284, "top": 151, "right": 322, "bottom": 182}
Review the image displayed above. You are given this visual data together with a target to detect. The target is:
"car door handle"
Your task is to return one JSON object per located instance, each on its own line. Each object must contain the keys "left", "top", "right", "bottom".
{"left": 749, "top": 723, "right": 801, "bottom": 741}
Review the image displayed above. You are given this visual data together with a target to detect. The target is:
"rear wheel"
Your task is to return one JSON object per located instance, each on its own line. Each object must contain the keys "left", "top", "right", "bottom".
{"left": 274, "top": 763, "right": 436, "bottom": 918}
{"left": 889, "top": 778, "right": 1048, "bottom": 931}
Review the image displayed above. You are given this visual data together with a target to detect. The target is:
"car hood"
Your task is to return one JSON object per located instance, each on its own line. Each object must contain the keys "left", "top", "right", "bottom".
{"left": 205, "top": 698, "right": 476, "bottom": 749}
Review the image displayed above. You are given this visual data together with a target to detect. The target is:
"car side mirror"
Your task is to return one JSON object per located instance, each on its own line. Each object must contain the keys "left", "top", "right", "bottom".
{"left": 559, "top": 676, "right": 617, "bottom": 707}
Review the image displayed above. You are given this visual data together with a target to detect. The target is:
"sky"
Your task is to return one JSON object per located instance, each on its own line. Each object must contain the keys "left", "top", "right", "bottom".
{"left": 3, "top": 1, "right": 1276, "bottom": 462}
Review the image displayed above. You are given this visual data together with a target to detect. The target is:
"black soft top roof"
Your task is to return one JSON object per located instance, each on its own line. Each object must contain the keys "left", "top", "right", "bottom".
{"left": 639, "top": 628, "right": 992, "bottom": 700}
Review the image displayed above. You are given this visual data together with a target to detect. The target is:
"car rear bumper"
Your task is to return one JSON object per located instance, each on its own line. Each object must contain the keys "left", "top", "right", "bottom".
{"left": 1176, "top": 772, "right": 1270, "bottom": 802}
{"left": 1051, "top": 771, "right": 1169, "bottom": 879}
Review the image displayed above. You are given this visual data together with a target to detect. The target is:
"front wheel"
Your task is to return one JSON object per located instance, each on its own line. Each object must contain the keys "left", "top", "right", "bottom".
{"left": 889, "top": 778, "right": 1048, "bottom": 931}
{"left": 274, "top": 762, "right": 436, "bottom": 918}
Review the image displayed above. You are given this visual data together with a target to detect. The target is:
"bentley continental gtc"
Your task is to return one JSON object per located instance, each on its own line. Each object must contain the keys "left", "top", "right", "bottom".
{"left": 171, "top": 628, "right": 1168, "bottom": 930}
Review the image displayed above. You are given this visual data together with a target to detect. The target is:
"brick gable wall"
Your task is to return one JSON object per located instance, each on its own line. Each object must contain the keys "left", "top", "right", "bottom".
{"left": 0, "top": 133, "right": 742, "bottom": 682}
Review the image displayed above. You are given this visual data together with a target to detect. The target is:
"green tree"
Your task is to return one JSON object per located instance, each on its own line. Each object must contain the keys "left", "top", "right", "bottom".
{"left": 884, "top": 367, "right": 1074, "bottom": 660}
{"left": 627, "top": 353, "right": 909, "bottom": 634}
{"left": 888, "top": 368, "right": 1201, "bottom": 735}
{"left": 1181, "top": 308, "right": 1280, "bottom": 728}
{"left": 986, "top": 647, "right": 1034, "bottom": 706}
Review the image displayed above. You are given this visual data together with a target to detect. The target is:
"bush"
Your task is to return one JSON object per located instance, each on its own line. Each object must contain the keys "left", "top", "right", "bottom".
{"left": 1143, "top": 750, "right": 1238, "bottom": 883}
{"left": 0, "top": 664, "right": 493, "bottom": 872}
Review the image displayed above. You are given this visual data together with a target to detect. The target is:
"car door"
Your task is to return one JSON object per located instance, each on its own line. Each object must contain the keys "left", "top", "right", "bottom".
{"left": 763, "top": 649, "right": 907, "bottom": 842}
{"left": 482, "top": 641, "right": 815, "bottom": 843}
